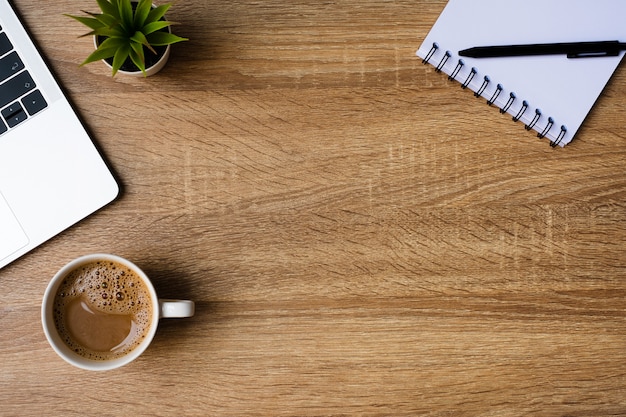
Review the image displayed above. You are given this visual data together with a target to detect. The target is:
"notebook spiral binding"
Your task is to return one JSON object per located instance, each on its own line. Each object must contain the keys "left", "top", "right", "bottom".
{"left": 422, "top": 43, "right": 568, "bottom": 147}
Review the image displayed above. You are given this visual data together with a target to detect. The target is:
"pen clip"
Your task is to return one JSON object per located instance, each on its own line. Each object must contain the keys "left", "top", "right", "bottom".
{"left": 567, "top": 41, "right": 624, "bottom": 58}
{"left": 568, "top": 50, "right": 620, "bottom": 58}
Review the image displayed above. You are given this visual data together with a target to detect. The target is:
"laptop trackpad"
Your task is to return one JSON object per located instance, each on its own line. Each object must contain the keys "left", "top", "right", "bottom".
{"left": 0, "top": 191, "right": 29, "bottom": 262}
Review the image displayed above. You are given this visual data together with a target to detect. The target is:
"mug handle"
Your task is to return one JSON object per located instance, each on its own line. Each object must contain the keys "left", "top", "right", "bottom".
{"left": 159, "top": 299, "right": 195, "bottom": 318}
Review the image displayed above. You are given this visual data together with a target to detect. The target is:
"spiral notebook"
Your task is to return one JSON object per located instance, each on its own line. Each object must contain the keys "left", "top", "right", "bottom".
{"left": 417, "top": 0, "right": 626, "bottom": 147}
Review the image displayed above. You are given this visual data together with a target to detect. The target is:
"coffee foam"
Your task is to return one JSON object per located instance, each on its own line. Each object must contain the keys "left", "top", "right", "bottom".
{"left": 53, "top": 260, "right": 153, "bottom": 360}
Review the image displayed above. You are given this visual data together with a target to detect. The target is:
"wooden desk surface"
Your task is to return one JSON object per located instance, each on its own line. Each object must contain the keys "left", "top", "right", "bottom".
{"left": 2, "top": 1, "right": 626, "bottom": 415}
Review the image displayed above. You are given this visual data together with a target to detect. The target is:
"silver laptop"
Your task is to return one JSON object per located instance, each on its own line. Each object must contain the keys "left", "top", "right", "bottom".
{"left": 0, "top": 0, "right": 119, "bottom": 269}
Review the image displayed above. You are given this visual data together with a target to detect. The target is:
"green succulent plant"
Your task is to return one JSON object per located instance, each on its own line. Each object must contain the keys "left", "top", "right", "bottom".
{"left": 66, "top": 0, "right": 187, "bottom": 76}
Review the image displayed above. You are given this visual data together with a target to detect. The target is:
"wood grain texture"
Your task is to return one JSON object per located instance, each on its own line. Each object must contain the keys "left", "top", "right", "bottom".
{"left": 2, "top": 1, "right": 626, "bottom": 415}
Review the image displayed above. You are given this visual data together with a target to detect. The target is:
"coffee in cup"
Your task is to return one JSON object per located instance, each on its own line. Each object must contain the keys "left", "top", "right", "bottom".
{"left": 52, "top": 258, "right": 153, "bottom": 360}
{"left": 42, "top": 254, "right": 194, "bottom": 370}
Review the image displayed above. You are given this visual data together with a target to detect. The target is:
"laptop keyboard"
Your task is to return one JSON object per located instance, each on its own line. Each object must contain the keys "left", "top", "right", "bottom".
{"left": 0, "top": 25, "right": 48, "bottom": 136}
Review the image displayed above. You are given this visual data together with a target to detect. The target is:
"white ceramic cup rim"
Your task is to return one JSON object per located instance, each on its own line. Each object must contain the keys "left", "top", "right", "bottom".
{"left": 42, "top": 254, "right": 177, "bottom": 371}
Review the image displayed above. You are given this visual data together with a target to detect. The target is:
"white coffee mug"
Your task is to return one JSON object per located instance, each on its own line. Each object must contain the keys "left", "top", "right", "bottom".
{"left": 41, "top": 254, "right": 194, "bottom": 371}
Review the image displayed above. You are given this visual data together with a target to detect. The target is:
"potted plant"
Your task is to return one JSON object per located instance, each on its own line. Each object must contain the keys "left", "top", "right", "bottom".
{"left": 66, "top": 0, "right": 187, "bottom": 77}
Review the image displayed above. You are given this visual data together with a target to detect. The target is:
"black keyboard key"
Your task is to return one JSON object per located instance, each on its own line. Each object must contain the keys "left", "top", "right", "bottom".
{"left": 0, "top": 32, "right": 12, "bottom": 56}
{"left": 22, "top": 89, "right": 47, "bottom": 115}
{"left": 0, "top": 70, "right": 35, "bottom": 109}
{"left": 2, "top": 101, "right": 27, "bottom": 128}
{"left": 0, "top": 119, "right": 7, "bottom": 135}
{"left": 0, "top": 51, "right": 24, "bottom": 83}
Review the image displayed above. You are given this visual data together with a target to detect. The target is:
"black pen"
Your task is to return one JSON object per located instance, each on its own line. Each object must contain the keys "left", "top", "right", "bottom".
{"left": 459, "top": 40, "right": 626, "bottom": 59}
